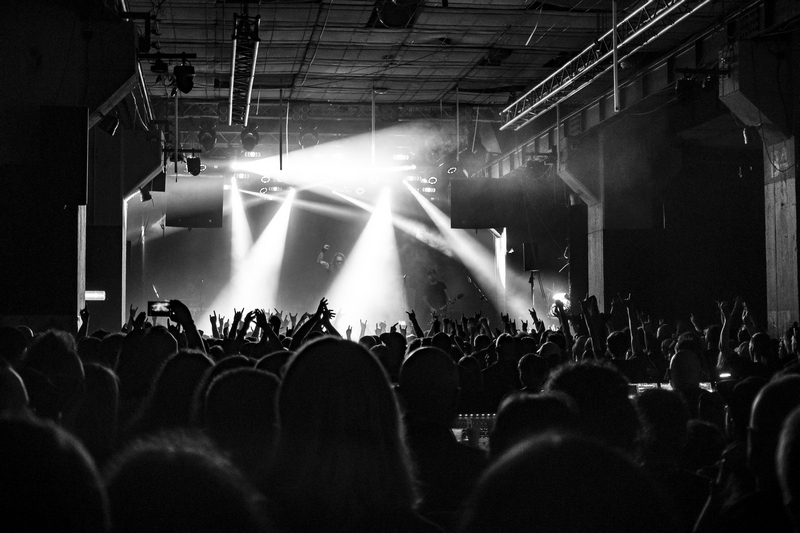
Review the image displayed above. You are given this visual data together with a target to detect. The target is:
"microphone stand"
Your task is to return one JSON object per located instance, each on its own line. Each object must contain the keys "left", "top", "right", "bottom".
{"left": 468, "top": 276, "right": 488, "bottom": 315}
{"left": 528, "top": 272, "right": 536, "bottom": 314}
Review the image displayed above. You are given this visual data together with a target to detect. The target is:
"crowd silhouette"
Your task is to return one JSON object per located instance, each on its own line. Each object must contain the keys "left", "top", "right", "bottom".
{"left": 2, "top": 293, "right": 800, "bottom": 532}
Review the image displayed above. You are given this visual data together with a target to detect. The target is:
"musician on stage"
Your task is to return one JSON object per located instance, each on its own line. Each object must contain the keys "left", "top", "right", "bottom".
{"left": 423, "top": 268, "right": 450, "bottom": 318}
{"left": 317, "top": 244, "right": 345, "bottom": 275}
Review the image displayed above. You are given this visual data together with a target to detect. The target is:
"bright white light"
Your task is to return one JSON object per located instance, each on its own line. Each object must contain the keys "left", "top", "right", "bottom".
{"left": 85, "top": 290, "right": 106, "bottom": 301}
{"left": 495, "top": 229, "right": 507, "bottom": 289}
{"left": 327, "top": 189, "right": 406, "bottom": 330}
{"left": 553, "top": 292, "right": 568, "bottom": 303}
{"left": 719, "top": 372, "right": 732, "bottom": 378}
{"left": 207, "top": 191, "right": 295, "bottom": 326}
{"left": 243, "top": 151, "right": 262, "bottom": 158}
{"left": 230, "top": 180, "right": 252, "bottom": 269}
{"left": 393, "top": 154, "right": 410, "bottom": 161}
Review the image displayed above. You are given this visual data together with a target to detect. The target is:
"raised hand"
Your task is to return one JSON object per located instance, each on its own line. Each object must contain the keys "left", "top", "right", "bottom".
{"left": 254, "top": 308, "right": 269, "bottom": 331}
{"left": 528, "top": 307, "right": 538, "bottom": 321}
{"left": 346, "top": 324, "right": 353, "bottom": 340}
{"left": 129, "top": 304, "right": 138, "bottom": 322}
{"left": 79, "top": 307, "right": 89, "bottom": 323}
{"left": 316, "top": 298, "right": 329, "bottom": 319}
{"left": 406, "top": 310, "right": 416, "bottom": 322}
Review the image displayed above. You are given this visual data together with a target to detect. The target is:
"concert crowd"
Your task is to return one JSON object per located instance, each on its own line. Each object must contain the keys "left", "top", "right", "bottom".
{"left": 1, "top": 293, "right": 800, "bottom": 533}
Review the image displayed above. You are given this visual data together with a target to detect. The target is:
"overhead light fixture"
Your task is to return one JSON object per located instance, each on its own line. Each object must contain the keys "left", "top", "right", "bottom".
{"left": 197, "top": 123, "right": 217, "bottom": 152}
{"left": 299, "top": 126, "right": 319, "bottom": 149}
{"left": 240, "top": 124, "right": 259, "bottom": 151}
{"left": 150, "top": 57, "right": 168, "bottom": 74}
{"left": 173, "top": 56, "right": 195, "bottom": 94}
{"left": 186, "top": 157, "right": 203, "bottom": 176}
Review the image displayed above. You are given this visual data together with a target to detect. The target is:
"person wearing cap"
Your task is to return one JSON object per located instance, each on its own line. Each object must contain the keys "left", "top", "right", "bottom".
{"left": 422, "top": 269, "right": 450, "bottom": 319}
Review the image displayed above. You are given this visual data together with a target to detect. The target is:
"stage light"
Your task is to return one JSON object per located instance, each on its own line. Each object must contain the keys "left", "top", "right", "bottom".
{"left": 187, "top": 157, "right": 203, "bottom": 176}
{"left": 233, "top": 172, "right": 251, "bottom": 180}
{"left": 240, "top": 124, "right": 259, "bottom": 151}
{"left": 173, "top": 58, "right": 195, "bottom": 94}
{"left": 422, "top": 187, "right": 436, "bottom": 193}
{"left": 197, "top": 123, "right": 217, "bottom": 152}
{"left": 260, "top": 176, "right": 271, "bottom": 183}
{"left": 356, "top": 187, "right": 365, "bottom": 195}
{"left": 393, "top": 154, "right": 410, "bottom": 161}
{"left": 299, "top": 128, "right": 319, "bottom": 149}
{"left": 243, "top": 151, "right": 262, "bottom": 158}
{"left": 150, "top": 57, "right": 168, "bottom": 74}
{"left": 428, "top": 176, "right": 438, "bottom": 184}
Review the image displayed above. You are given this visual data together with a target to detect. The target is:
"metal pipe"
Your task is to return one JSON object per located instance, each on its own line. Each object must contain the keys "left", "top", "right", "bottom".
{"left": 613, "top": 0, "right": 620, "bottom": 113}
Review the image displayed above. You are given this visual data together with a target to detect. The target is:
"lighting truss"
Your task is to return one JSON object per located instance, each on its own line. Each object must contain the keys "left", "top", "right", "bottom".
{"left": 228, "top": 12, "right": 261, "bottom": 126}
{"left": 501, "top": 0, "right": 714, "bottom": 131}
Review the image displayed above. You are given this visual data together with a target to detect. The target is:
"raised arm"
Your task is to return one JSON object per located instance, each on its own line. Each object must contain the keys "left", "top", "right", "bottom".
{"left": 406, "top": 310, "right": 424, "bottom": 339}
{"left": 317, "top": 244, "right": 331, "bottom": 270}
{"left": 169, "top": 299, "right": 205, "bottom": 353}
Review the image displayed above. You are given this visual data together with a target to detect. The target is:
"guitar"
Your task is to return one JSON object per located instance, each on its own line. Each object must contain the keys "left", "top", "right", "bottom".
{"left": 432, "top": 293, "right": 464, "bottom": 316}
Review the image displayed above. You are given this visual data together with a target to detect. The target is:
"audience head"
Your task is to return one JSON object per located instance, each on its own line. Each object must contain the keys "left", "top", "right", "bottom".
{"left": 99, "top": 332, "right": 125, "bottom": 370}
{"left": 461, "top": 433, "right": 673, "bottom": 533}
{"left": 255, "top": 350, "right": 292, "bottom": 378}
{"left": 129, "top": 349, "right": 212, "bottom": 437}
{"left": 545, "top": 361, "right": 639, "bottom": 455}
{"left": 489, "top": 392, "right": 578, "bottom": 461}
{"left": 778, "top": 406, "right": 800, "bottom": 529}
{"left": 399, "top": 346, "right": 459, "bottom": 425}
{"left": 77, "top": 336, "right": 103, "bottom": 366}
{"left": 269, "top": 337, "right": 415, "bottom": 531}
{"left": 104, "top": 431, "right": 266, "bottom": 533}
{"left": 203, "top": 368, "right": 280, "bottom": 484}
{"left": 683, "top": 419, "right": 725, "bottom": 473}
{"left": 537, "top": 342, "right": 561, "bottom": 369}
{"left": 634, "top": 389, "right": 690, "bottom": 469}
{"left": 606, "top": 330, "right": 630, "bottom": 359}
{"left": 517, "top": 353, "right": 549, "bottom": 391}
{"left": 669, "top": 350, "right": 701, "bottom": 390}
{"left": 748, "top": 375, "right": 800, "bottom": 488}
{"left": 66, "top": 363, "right": 119, "bottom": 465}
{"left": 0, "top": 414, "right": 109, "bottom": 532}
{"left": 19, "top": 329, "right": 85, "bottom": 421}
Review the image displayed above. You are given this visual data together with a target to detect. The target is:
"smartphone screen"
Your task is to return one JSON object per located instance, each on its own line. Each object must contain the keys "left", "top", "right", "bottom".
{"left": 147, "top": 300, "right": 171, "bottom": 317}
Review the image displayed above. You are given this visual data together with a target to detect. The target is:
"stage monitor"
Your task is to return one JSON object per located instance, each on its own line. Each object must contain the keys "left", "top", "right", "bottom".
{"left": 450, "top": 177, "right": 524, "bottom": 229}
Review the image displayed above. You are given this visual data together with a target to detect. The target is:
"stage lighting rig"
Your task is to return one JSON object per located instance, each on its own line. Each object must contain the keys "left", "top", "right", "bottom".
{"left": 240, "top": 124, "right": 259, "bottom": 152}
{"left": 197, "top": 122, "right": 217, "bottom": 153}
{"left": 173, "top": 55, "right": 195, "bottom": 94}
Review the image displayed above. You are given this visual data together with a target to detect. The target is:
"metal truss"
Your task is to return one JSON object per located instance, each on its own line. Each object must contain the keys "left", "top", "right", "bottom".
{"left": 228, "top": 13, "right": 261, "bottom": 126}
{"left": 501, "top": 0, "right": 715, "bottom": 131}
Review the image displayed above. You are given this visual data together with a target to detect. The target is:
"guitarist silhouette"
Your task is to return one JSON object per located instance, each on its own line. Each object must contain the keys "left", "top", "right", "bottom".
{"left": 423, "top": 268, "right": 459, "bottom": 319}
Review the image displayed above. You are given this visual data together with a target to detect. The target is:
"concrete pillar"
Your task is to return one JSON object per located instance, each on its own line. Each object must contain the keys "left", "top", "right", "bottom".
{"left": 719, "top": 37, "right": 799, "bottom": 332}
